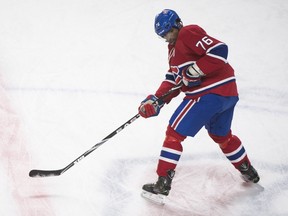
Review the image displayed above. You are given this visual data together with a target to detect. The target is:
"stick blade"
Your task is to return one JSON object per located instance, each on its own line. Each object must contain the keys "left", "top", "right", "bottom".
{"left": 29, "top": 169, "right": 63, "bottom": 178}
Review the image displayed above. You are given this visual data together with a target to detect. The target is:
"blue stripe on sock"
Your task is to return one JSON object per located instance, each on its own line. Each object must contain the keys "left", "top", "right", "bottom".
{"left": 226, "top": 146, "right": 246, "bottom": 161}
{"left": 160, "top": 150, "right": 181, "bottom": 162}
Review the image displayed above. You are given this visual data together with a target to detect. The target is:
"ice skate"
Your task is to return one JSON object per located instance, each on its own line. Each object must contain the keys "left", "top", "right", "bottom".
{"left": 141, "top": 170, "right": 174, "bottom": 205}
{"left": 239, "top": 161, "right": 260, "bottom": 183}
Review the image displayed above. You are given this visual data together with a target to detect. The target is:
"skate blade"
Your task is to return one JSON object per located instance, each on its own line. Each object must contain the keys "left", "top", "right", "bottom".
{"left": 240, "top": 174, "right": 260, "bottom": 183}
{"left": 141, "top": 190, "right": 166, "bottom": 205}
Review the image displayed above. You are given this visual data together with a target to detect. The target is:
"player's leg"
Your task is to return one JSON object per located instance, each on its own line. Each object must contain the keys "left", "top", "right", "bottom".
{"left": 142, "top": 125, "right": 186, "bottom": 196}
{"left": 206, "top": 96, "right": 260, "bottom": 183}
{"left": 142, "top": 96, "right": 221, "bottom": 199}
{"left": 209, "top": 132, "right": 259, "bottom": 183}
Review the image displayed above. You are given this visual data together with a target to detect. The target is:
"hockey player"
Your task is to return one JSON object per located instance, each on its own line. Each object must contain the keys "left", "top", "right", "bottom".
{"left": 138, "top": 9, "right": 260, "bottom": 203}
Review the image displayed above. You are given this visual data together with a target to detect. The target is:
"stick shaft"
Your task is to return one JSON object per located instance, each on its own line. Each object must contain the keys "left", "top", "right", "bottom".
{"left": 29, "top": 83, "right": 182, "bottom": 177}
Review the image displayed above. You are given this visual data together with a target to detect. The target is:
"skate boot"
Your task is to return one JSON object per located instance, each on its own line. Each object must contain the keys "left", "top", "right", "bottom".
{"left": 239, "top": 161, "right": 260, "bottom": 183}
{"left": 141, "top": 170, "right": 175, "bottom": 204}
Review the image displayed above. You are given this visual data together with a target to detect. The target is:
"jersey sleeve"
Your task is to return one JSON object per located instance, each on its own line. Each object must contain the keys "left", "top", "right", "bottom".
{"left": 180, "top": 26, "right": 229, "bottom": 75}
{"left": 155, "top": 80, "right": 181, "bottom": 104}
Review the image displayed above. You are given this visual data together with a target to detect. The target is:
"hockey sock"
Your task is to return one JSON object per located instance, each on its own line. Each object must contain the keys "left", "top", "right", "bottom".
{"left": 156, "top": 126, "right": 186, "bottom": 176}
{"left": 209, "top": 132, "right": 250, "bottom": 170}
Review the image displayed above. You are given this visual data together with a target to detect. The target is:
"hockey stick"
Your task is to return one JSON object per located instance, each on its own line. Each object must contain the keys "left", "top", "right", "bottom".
{"left": 29, "top": 83, "right": 182, "bottom": 177}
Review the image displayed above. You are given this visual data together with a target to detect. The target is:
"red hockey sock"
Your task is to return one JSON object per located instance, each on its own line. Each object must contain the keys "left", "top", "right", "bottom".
{"left": 156, "top": 126, "right": 186, "bottom": 176}
{"left": 209, "top": 132, "right": 250, "bottom": 170}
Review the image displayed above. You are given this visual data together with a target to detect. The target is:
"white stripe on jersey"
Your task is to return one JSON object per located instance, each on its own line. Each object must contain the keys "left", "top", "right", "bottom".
{"left": 184, "top": 76, "right": 235, "bottom": 95}
{"left": 206, "top": 42, "right": 225, "bottom": 53}
{"left": 207, "top": 53, "right": 228, "bottom": 63}
{"left": 206, "top": 42, "right": 228, "bottom": 63}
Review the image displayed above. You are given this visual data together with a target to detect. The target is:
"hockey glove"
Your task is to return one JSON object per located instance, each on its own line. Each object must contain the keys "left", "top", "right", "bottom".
{"left": 182, "top": 64, "right": 205, "bottom": 87}
{"left": 138, "top": 95, "right": 163, "bottom": 118}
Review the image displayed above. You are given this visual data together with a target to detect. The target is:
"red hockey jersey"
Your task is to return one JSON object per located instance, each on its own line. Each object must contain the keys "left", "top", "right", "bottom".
{"left": 155, "top": 25, "right": 238, "bottom": 102}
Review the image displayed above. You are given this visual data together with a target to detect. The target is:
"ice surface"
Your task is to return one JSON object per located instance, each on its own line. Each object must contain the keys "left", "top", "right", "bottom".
{"left": 0, "top": 0, "right": 288, "bottom": 215}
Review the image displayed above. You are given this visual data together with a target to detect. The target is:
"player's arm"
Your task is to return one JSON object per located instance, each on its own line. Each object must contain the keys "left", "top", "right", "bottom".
{"left": 138, "top": 72, "right": 181, "bottom": 118}
{"left": 194, "top": 40, "right": 229, "bottom": 74}
{"left": 182, "top": 41, "right": 228, "bottom": 86}
{"left": 179, "top": 27, "right": 229, "bottom": 86}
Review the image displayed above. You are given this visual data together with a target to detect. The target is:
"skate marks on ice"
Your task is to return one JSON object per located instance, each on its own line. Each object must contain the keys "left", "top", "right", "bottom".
{"left": 239, "top": 86, "right": 288, "bottom": 115}
{"left": 83, "top": 155, "right": 288, "bottom": 216}
{"left": 6, "top": 85, "right": 288, "bottom": 116}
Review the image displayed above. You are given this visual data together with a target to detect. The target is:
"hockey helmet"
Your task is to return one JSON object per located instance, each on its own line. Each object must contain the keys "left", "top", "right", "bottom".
{"left": 154, "top": 9, "right": 183, "bottom": 37}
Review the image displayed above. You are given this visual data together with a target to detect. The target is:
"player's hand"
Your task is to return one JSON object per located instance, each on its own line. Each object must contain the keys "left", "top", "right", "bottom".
{"left": 182, "top": 64, "right": 205, "bottom": 87}
{"left": 138, "top": 95, "right": 162, "bottom": 118}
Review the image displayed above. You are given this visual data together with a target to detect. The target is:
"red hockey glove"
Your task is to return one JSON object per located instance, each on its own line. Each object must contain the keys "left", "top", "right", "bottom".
{"left": 138, "top": 95, "right": 163, "bottom": 118}
{"left": 182, "top": 64, "right": 205, "bottom": 87}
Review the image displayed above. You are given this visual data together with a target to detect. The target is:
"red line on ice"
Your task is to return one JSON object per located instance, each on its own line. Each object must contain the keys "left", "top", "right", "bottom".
{"left": 0, "top": 78, "right": 55, "bottom": 216}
